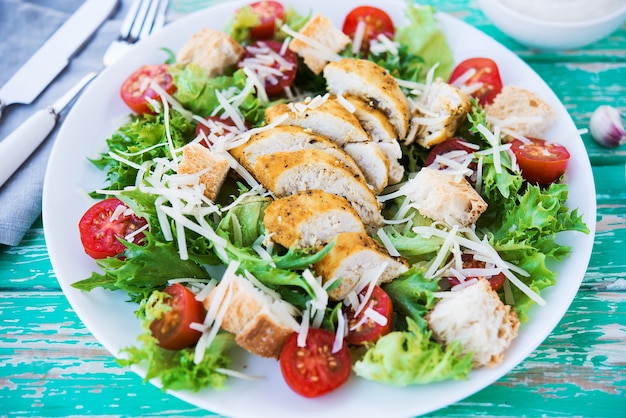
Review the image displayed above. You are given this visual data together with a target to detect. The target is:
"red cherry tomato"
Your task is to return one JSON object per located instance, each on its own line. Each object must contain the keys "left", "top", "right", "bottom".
{"left": 239, "top": 40, "right": 298, "bottom": 97}
{"left": 149, "top": 283, "right": 206, "bottom": 350}
{"left": 247, "top": 1, "right": 285, "bottom": 39}
{"left": 343, "top": 285, "right": 393, "bottom": 345}
{"left": 279, "top": 328, "right": 351, "bottom": 398}
{"left": 509, "top": 137, "right": 571, "bottom": 185}
{"left": 447, "top": 253, "right": 506, "bottom": 291}
{"left": 342, "top": 6, "right": 395, "bottom": 54}
{"left": 425, "top": 137, "right": 477, "bottom": 165}
{"left": 195, "top": 115, "right": 242, "bottom": 146}
{"left": 78, "top": 198, "right": 148, "bottom": 259}
{"left": 449, "top": 58, "right": 503, "bottom": 106}
{"left": 120, "top": 64, "right": 176, "bottom": 114}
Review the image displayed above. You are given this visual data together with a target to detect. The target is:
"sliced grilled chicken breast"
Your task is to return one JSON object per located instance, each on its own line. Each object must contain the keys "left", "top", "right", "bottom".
{"left": 263, "top": 190, "right": 366, "bottom": 249}
{"left": 324, "top": 58, "right": 410, "bottom": 139}
{"left": 252, "top": 149, "right": 384, "bottom": 229}
{"left": 265, "top": 96, "right": 371, "bottom": 146}
{"left": 314, "top": 231, "right": 409, "bottom": 301}
{"left": 229, "top": 125, "right": 362, "bottom": 178}
{"left": 343, "top": 142, "right": 389, "bottom": 194}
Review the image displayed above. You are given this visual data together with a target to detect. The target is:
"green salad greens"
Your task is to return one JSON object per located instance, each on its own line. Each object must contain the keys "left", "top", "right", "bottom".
{"left": 74, "top": 1, "right": 588, "bottom": 394}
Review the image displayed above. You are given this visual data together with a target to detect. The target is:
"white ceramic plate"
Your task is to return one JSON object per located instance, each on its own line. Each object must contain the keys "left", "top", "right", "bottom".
{"left": 42, "top": 1, "right": 597, "bottom": 417}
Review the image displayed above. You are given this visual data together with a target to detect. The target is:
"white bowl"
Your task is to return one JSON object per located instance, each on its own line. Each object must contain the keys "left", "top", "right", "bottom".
{"left": 478, "top": 0, "right": 626, "bottom": 50}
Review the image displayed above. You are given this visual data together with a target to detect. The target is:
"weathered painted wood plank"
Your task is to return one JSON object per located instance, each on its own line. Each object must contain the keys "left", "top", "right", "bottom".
{"left": 1, "top": 285, "right": 624, "bottom": 417}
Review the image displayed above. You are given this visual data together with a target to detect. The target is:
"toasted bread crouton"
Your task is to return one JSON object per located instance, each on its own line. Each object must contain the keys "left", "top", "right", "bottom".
{"left": 229, "top": 125, "right": 363, "bottom": 178}
{"left": 252, "top": 149, "right": 384, "bottom": 230}
{"left": 324, "top": 58, "right": 411, "bottom": 139}
{"left": 204, "top": 270, "right": 299, "bottom": 359}
{"left": 409, "top": 78, "right": 472, "bottom": 148}
{"left": 176, "top": 29, "right": 244, "bottom": 77}
{"left": 265, "top": 97, "right": 371, "bottom": 146}
{"left": 288, "top": 14, "right": 350, "bottom": 74}
{"left": 264, "top": 190, "right": 366, "bottom": 249}
{"left": 314, "top": 231, "right": 409, "bottom": 301}
{"left": 485, "top": 85, "right": 557, "bottom": 140}
{"left": 426, "top": 278, "right": 520, "bottom": 368}
{"left": 178, "top": 143, "right": 230, "bottom": 201}
{"left": 404, "top": 167, "right": 487, "bottom": 227}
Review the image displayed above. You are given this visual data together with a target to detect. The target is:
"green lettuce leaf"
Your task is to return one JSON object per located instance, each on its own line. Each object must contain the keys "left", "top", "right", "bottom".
{"left": 117, "top": 290, "right": 235, "bottom": 392}
{"left": 382, "top": 267, "right": 439, "bottom": 330}
{"left": 395, "top": 3, "right": 454, "bottom": 81}
{"left": 353, "top": 317, "right": 473, "bottom": 386}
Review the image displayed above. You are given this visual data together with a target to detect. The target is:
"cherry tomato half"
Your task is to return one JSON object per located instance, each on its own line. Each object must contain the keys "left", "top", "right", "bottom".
{"left": 247, "top": 1, "right": 285, "bottom": 39}
{"left": 425, "top": 137, "right": 477, "bottom": 166}
{"left": 239, "top": 40, "right": 298, "bottom": 97}
{"left": 195, "top": 115, "right": 242, "bottom": 146}
{"left": 78, "top": 198, "right": 148, "bottom": 259}
{"left": 344, "top": 285, "right": 393, "bottom": 346}
{"left": 509, "top": 137, "right": 571, "bottom": 185}
{"left": 279, "top": 328, "right": 351, "bottom": 398}
{"left": 342, "top": 6, "right": 395, "bottom": 54}
{"left": 120, "top": 64, "right": 176, "bottom": 114}
{"left": 449, "top": 58, "right": 503, "bottom": 106}
{"left": 447, "top": 253, "right": 506, "bottom": 291}
{"left": 149, "top": 283, "right": 206, "bottom": 351}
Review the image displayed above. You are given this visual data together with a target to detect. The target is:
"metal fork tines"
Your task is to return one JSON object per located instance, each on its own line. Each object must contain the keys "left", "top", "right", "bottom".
{"left": 103, "top": 0, "right": 169, "bottom": 66}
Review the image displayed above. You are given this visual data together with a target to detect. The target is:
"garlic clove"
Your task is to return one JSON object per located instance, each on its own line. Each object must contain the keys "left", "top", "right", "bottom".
{"left": 589, "top": 105, "right": 626, "bottom": 148}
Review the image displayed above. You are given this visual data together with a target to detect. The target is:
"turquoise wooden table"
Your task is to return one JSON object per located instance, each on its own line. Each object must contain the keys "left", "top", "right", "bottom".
{"left": 1, "top": 0, "right": 625, "bottom": 416}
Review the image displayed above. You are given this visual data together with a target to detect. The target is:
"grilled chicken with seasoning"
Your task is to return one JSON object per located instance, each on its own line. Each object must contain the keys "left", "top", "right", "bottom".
{"left": 250, "top": 149, "right": 384, "bottom": 230}
{"left": 229, "top": 125, "right": 363, "bottom": 179}
{"left": 314, "top": 231, "right": 409, "bottom": 301}
{"left": 324, "top": 58, "right": 411, "bottom": 140}
{"left": 263, "top": 190, "right": 366, "bottom": 249}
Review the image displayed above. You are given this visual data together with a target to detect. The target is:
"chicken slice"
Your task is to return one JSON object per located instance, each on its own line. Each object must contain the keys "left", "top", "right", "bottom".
{"left": 324, "top": 58, "right": 411, "bottom": 139}
{"left": 229, "top": 125, "right": 362, "bottom": 178}
{"left": 263, "top": 190, "right": 366, "bottom": 249}
{"left": 252, "top": 149, "right": 384, "bottom": 230}
{"left": 314, "top": 231, "right": 408, "bottom": 301}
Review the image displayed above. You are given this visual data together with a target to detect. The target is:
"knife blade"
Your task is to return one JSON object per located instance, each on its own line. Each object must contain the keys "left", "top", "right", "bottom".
{"left": 0, "top": 0, "right": 119, "bottom": 114}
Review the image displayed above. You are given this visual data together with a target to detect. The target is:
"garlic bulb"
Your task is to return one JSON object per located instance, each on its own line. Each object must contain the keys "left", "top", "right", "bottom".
{"left": 589, "top": 105, "right": 626, "bottom": 148}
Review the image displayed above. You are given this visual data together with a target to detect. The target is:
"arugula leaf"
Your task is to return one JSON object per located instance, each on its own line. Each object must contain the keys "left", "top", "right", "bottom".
{"left": 353, "top": 317, "right": 473, "bottom": 386}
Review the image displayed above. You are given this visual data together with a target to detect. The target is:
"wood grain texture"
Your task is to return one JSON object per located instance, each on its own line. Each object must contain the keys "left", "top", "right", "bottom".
{"left": 1, "top": 0, "right": 625, "bottom": 416}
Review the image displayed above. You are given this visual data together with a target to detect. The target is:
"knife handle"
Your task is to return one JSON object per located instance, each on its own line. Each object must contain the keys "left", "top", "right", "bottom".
{"left": 0, "top": 108, "right": 57, "bottom": 188}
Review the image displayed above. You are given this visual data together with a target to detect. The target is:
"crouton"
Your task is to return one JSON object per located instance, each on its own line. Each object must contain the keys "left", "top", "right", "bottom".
{"left": 176, "top": 28, "right": 244, "bottom": 77}
{"left": 204, "top": 270, "right": 299, "bottom": 359}
{"left": 177, "top": 143, "right": 230, "bottom": 201}
{"left": 426, "top": 278, "right": 520, "bottom": 368}
{"left": 485, "top": 85, "right": 557, "bottom": 140}
{"left": 403, "top": 167, "right": 487, "bottom": 227}
{"left": 409, "top": 78, "right": 472, "bottom": 148}
{"left": 288, "top": 14, "right": 350, "bottom": 74}
{"left": 263, "top": 190, "right": 366, "bottom": 249}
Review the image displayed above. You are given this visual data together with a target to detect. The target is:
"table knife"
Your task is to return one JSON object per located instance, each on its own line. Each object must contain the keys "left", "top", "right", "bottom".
{"left": 0, "top": 0, "right": 119, "bottom": 117}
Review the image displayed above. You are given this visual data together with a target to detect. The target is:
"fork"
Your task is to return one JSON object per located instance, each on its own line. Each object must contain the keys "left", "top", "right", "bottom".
{"left": 0, "top": 0, "right": 170, "bottom": 188}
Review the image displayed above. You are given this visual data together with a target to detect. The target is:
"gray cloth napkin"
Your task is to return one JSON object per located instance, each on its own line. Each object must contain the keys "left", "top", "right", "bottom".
{"left": 0, "top": 0, "right": 219, "bottom": 246}
{"left": 0, "top": 0, "right": 121, "bottom": 245}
